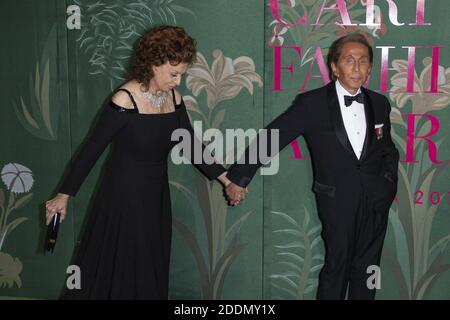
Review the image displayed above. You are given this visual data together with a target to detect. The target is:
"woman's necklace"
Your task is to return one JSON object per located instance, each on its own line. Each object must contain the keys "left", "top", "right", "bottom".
{"left": 140, "top": 84, "right": 167, "bottom": 110}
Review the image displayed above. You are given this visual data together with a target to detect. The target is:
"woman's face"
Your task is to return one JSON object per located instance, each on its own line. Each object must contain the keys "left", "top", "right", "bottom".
{"left": 151, "top": 61, "right": 188, "bottom": 92}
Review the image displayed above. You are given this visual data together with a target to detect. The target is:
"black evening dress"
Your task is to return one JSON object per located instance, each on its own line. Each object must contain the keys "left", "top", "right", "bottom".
{"left": 59, "top": 88, "right": 225, "bottom": 299}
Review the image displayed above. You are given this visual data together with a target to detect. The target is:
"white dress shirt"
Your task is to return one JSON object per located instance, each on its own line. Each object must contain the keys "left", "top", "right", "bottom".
{"left": 335, "top": 80, "right": 366, "bottom": 160}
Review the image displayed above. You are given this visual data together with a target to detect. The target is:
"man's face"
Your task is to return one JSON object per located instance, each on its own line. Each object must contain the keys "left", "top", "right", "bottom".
{"left": 331, "top": 42, "right": 371, "bottom": 94}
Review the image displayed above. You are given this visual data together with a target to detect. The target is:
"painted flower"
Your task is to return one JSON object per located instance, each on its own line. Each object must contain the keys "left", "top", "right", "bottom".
{"left": 1, "top": 163, "right": 34, "bottom": 194}
{"left": 390, "top": 58, "right": 450, "bottom": 115}
{"left": 269, "top": 22, "right": 289, "bottom": 47}
{"left": 186, "top": 50, "right": 263, "bottom": 109}
{"left": 183, "top": 95, "right": 200, "bottom": 114}
{"left": 389, "top": 106, "right": 406, "bottom": 127}
{"left": 0, "top": 252, "right": 23, "bottom": 288}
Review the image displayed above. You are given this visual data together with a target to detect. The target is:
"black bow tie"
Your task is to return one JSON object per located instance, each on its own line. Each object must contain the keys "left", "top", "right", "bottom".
{"left": 344, "top": 93, "right": 364, "bottom": 107}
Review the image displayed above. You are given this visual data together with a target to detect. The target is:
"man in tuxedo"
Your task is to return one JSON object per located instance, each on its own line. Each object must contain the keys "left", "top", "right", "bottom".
{"left": 225, "top": 34, "right": 399, "bottom": 300}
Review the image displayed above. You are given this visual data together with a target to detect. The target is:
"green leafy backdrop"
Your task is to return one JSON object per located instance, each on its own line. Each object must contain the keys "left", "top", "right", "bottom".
{"left": 0, "top": 0, "right": 448, "bottom": 299}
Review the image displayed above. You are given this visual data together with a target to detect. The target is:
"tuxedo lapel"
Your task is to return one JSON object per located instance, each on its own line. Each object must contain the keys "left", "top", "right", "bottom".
{"left": 360, "top": 87, "right": 375, "bottom": 162}
{"left": 326, "top": 82, "right": 358, "bottom": 161}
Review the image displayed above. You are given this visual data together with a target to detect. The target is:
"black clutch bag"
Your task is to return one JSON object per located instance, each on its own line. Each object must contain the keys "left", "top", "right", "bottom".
{"left": 45, "top": 212, "right": 61, "bottom": 253}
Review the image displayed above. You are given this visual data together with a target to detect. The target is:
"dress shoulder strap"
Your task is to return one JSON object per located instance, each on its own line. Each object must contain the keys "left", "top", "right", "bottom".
{"left": 171, "top": 89, "right": 181, "bottom": 109}
{"left": 116, "top": 88, "right": 139, "bottom": 111}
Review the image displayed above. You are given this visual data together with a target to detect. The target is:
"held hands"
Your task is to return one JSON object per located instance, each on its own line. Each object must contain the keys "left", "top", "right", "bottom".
{"left": 45, "top": 193, "right": 69, "bottom": 225}
{"left": 225, "top": 183, "right": 248, "bottom": 206}
{"left": 217, "top": 172, "right": 248, "bottom": 206}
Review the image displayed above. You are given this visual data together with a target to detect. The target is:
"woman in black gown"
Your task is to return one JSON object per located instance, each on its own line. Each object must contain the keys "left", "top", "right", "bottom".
{"left": 45, "top": 26, "right": 238, "bottom": 299}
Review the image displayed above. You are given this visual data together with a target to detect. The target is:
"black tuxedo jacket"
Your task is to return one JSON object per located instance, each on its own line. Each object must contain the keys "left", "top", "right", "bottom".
{"left": 227, "top": 81, "right": 399, "bottom": 215}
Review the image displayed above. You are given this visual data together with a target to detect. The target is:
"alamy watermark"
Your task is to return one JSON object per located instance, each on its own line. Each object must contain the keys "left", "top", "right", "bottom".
{"left": 66, "top": 5, "right": 81, "bottom": 30}
{"left": 66, "top": 265, "right": 81, "bottom": 290}
{"left": 171, "top": 121, "right": 280, "bottom": 175}
{"left": 366, "top": 265, "right": 381, "bottom": 290}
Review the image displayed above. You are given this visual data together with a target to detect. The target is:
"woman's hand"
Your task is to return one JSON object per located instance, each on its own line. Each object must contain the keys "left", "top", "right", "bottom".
{"left": 45, "top": 193, "right": 69, "bottom": 225}
{"left": 218, "top": 172, "right": 248, "bottom": 206}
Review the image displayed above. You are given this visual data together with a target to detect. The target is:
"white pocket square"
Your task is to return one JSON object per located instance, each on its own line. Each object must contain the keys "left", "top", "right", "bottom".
{"left": 375, "top": 123, "right": 384, "bottom": 129}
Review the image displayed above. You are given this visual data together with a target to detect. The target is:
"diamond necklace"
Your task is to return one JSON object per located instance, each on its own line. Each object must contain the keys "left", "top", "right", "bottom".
{"left": 140, "top": 84, "right": 167, "bottom": 110}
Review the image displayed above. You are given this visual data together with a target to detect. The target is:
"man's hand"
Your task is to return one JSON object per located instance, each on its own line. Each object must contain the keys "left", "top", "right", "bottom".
{"left": 225, "top": 182, "right": 248, "bottom": 206}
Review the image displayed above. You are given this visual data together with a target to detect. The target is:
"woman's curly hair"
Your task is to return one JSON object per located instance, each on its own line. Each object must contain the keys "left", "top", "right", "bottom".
{"left": 128, "top": 25, "right": 197, "bottom": 85}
